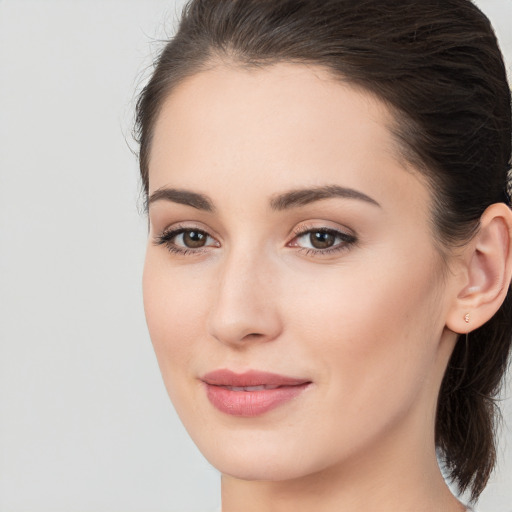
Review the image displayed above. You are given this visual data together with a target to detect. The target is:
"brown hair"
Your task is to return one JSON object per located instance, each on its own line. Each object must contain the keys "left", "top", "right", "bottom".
{"left": 135, "top": 0, "right": 512, "bottom": 502}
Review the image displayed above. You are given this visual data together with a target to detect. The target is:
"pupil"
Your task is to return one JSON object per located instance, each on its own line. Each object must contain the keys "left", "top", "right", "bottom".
{"left": 310, "top": 231, "right": 335, "bottom": 249}
{"left": 184, "top": 230, "right": 206, "bottom": 248}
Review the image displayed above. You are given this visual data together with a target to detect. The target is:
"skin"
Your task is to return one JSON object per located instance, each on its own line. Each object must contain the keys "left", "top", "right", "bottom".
{"left": 143, "top": 63, "right": 473, "bottom": 512}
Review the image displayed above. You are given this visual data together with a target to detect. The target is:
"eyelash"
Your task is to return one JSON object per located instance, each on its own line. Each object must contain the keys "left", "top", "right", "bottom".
{"left": 154, "top": 224, "right": 357, "bottom": 256}
{"left": 154, "top": 224, "right": 216, "bottom": 256}
{"left": 289, "top": 225, "right": 357, "bottom": 256}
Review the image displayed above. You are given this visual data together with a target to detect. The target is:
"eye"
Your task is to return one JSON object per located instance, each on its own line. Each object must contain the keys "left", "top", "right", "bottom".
{"left": 304, "top": 231, "right": 338, "bottom": 249}
{"left": 154, "top": 226, "right": 219, "bottom": 254}
{"left": 289, "top": 227, "right": 356, "bottom": 254}
{"left": 175, "top": 229, "right": 210, "bottom": 248}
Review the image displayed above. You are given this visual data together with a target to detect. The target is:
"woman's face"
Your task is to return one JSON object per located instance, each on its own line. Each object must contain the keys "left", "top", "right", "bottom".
{"left": 143, "top": 63, "right": 459, "bottom": 481}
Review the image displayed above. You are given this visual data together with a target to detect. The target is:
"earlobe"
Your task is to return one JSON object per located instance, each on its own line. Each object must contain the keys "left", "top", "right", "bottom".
{"left": 446, "top": 203, "right": 512, "bottom": 334}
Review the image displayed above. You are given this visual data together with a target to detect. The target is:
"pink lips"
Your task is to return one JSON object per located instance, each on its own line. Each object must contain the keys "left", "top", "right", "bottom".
{"left": 201, "top": 369, "right": 311, "bottom": 417}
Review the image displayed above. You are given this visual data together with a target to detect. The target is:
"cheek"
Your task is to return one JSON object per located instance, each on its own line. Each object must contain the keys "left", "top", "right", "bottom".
{"left": 289, "top": 255, "right": 444, "bottom": 410}
{"left": 142, "top": 252, "right": 210, "bottom": 387}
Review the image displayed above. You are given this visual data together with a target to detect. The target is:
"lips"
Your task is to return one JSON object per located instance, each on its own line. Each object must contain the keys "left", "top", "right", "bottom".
{"left": 201, "top": 369, "right": 311, "bottom": 417}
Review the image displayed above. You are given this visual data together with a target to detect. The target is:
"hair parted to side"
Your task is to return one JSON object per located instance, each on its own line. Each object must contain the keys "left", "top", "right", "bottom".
{"left": 135, "top": 0, "right": 512, "bottom": 502}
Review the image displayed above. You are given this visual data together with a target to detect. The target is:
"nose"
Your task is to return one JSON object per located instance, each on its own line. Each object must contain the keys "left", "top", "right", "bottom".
{"left": 207, "top": 250, "right": 283, "bottom": 347}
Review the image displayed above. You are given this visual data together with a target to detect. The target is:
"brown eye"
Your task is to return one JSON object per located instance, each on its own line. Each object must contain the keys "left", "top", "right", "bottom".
{"left": 155, "top": 227, "right": 219, "bottom": 254}
{"left": 181, "top": 230, "right": 208, "bottom": 248}
{"left": 291, "top": 227, "right": 357, "bottom": 254}
{"left": 309, "top": 231, "right": 336, "bottom": 249}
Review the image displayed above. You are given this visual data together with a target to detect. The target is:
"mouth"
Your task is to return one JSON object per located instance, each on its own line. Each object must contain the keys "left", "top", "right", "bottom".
{"left": 217, "top": 384, "right": 282, "bottom": 391}
{"left": 201, "top": 369, "right": 312, "bottom": 417}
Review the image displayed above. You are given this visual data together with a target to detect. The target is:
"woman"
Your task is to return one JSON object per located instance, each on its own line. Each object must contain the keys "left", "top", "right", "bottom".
{"left": 135, "top": 1, "right": 512, "bottom": 510}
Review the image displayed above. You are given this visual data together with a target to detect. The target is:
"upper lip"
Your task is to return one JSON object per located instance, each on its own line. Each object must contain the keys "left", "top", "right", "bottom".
{"left": 201, "top": 369, "right": 310, "bottom": 387}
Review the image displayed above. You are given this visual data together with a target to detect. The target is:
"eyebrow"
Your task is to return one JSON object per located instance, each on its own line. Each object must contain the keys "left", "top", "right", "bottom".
{"left": 269, "top": 185, "right": 381, "bottom": 210}
{"left": 146, "top": 184, "right": 380, "bottom": 213}
{"left": 147, "top": 188, "right": 215, "bottom": 212}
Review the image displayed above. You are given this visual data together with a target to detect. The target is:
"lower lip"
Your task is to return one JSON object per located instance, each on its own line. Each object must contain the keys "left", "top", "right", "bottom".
{"left": 204, "top": 383, "right": 310, "bottom": 417}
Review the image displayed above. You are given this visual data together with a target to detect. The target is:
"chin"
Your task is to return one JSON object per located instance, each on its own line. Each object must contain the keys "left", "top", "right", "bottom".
{"left": 188, "top": 426, "right": 331, "bottom": 482}
{"left": 209, "top": 452, "right": 313, "bottom": 482}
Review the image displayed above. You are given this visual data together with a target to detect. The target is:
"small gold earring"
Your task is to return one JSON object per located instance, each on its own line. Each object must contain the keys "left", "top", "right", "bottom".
{"left": 464, "top": 313, "right": 470, "bottom": 323}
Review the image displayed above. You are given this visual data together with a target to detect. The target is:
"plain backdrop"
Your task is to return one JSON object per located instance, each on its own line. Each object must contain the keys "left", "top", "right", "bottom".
{"left": 0, "top": 1, "right": 511, "bottom": 511}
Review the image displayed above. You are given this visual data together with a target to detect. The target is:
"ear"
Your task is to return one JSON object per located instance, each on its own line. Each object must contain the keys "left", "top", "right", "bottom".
{"left": 446, "top": 203, "right": 512, "bottom": 334}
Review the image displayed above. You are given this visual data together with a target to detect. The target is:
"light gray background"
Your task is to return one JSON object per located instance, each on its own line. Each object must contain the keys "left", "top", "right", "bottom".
{"left": 0, "top": 1, "right": 511, "bottom": 511}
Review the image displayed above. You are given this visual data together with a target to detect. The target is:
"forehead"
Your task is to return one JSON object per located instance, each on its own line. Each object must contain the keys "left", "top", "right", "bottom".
{"left": 151, "top": 63, "right": 394, "bottom": 150}
{"left": 148, "top": 62, "right": 429, "bottom": 215}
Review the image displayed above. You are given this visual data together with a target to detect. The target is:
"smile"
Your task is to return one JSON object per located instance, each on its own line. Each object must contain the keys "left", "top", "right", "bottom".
{"left": 220, "top": 385, "right": 281, "bottom": 391}
{"left": 201, "top": 369, "right": 311, "bottom": 417}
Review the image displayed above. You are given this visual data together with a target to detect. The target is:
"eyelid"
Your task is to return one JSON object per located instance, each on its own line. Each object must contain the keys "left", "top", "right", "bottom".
{"left": 152, "top": 220, "right": 357, "bottom": 257}
{"left": 289, "top": 221, "right": 356, "bottom": 240}
{"left": 153, "top": 223, "right": 220, "bottom": 254}
{"left": 287, "top": 222, "right": 357, "bottom": 254}
{"left": 153, "top": 221, "right": 220, "bottom": 241}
